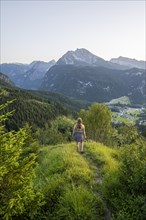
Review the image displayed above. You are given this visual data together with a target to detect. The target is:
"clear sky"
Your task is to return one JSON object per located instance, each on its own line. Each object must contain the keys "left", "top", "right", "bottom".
{"left": 0, "top": 0, "right": 145, "bottom": 64}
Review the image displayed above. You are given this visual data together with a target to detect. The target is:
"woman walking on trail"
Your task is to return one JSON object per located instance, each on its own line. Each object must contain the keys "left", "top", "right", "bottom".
{"left": 73, "top": 118, "right": 86, "bottom": 153}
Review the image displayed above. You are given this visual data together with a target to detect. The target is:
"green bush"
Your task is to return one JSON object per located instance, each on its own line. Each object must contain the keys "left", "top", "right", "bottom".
{"left": 112, "top": 195, "right": 146, "bottom": 220}
{"left": 80, "top": 103, "right": 113, "bottom": 145}
{"left": 112, "top": 124, "right": 141, "bottom": 147}
{"left": 102, "top": 139, "right": 146, "bottom": 219}
{"left": 34, "top": 116, "right": 75, "bottom": 145}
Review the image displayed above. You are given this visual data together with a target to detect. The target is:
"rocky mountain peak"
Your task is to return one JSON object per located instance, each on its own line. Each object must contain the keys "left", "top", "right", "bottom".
{"left": 56, "top": 48, "right": 105, "bottom": 66}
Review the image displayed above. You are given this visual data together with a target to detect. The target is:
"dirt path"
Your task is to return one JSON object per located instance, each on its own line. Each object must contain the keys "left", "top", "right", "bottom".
{"left": 82, "top": 146, "right": 111, "bottom": 220}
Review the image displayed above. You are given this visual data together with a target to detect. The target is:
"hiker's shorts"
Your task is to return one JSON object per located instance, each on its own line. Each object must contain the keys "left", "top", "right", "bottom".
{"left": 74, "top": 132, "right": 84, "bottom": 142}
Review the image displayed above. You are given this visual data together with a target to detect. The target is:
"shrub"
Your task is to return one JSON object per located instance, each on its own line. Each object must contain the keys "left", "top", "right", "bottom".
{"left": 34, "top": 116, "right": 75, "bottom": 145}
{"left": 102, "top": 139, "right": 146, "bottom": 219}
{"left": 80, "top": 103, "right": 113, "bottom": 144}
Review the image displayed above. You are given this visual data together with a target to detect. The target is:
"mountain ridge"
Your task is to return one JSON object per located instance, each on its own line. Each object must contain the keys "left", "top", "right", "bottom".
{"left": 56, "top": 48, "right": 128, "bottom": 70}
{"left": 40, "top": 65, "right": 146, "bottom": 104}
{"left": 110, "top": 56, "right": 146, "bottom": 69}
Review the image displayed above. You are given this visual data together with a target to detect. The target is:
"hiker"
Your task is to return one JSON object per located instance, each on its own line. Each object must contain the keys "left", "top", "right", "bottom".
{"left": 73, "top": 117, "right": 86, "bottom": 153}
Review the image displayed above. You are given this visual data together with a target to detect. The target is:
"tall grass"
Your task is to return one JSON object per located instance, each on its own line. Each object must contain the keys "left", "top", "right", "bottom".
{"left": 85, "top": 141, "right": 120, "bottom": 174}
{"left": 34, "top": 143, "right": 105, "bottom": 219}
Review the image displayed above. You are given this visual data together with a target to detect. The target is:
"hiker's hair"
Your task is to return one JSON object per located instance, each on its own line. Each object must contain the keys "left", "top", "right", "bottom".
{"left": 77, "top": 117, "right": 82, "bottom": 124}
{"left": 77, "top": 118, "right": 82, "bottom": 129}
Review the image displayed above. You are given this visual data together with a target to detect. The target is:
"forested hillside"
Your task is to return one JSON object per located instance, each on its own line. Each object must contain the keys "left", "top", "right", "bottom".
{"left": 0, "top": 88, "right": 70, "bottom": 130}
{"left": 0, "top": 72, "right": 15, "bottom": 88}
{"left": 0, "top": 86, "right": 89, "bottom": 131}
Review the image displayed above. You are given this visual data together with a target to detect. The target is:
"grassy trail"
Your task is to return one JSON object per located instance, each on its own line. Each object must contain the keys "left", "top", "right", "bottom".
{"left": 82, "top": 142, "right": 111, "bottom": 220}
{"left": 83, "top": 141, "right": 119, "bottom": 220}
{"left": 35, "top": 141, "right": 119, "bottom": 219}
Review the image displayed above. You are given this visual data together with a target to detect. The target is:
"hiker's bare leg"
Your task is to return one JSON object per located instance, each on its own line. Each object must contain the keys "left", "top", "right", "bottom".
{"left": 76, "top": 142, "right": 79, "bottom": 152}
{"left": 80, "top": 141, "right": 84, "bottom": 152}
{"left": 78, "top": 142, "right": 81, "bottom": 152}
{"left": 78, "top": 142, "right": 82, "bottom": 153}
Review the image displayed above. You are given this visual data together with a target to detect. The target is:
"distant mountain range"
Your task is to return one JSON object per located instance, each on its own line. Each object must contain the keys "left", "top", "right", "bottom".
{"left": 0, "top": 60, "right": 55, "bottom": 89}
{"left": 0, "top": 48, "right": 145, "bottom": 104}
{"left": 110, "top": 56, "right": 146, "bottom": 69}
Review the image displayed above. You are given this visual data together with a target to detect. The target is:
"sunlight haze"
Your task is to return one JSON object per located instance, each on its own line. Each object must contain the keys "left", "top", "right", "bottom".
{"left": 1, "top": 0, "right": 145, "bottom": 63}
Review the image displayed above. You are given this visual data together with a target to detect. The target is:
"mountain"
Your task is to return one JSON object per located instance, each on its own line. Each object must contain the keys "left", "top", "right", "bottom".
{"left": 0, "top": 63, "right": 30, "bottom": 87}
{"left": 18, "top": 60, "right": 56, "bottom": 89}
{"left": 0, "top": 63, "right": 29, "bottom": 78}
{"left": 0, "top": 60, "right": 56, "bottom": 89}
{"left": 40, "top": 65, "right": 146, "bottom": 104}
{"left": 110, "top": 56, "right": 146, "bottom": 69}
{"left": 1, "top": 49, "right": 145, "bottom": 93}
{"left": 57, "top": 48, "right": 105, "bottom": 66}
{"left": 0, "top": 72, "right": 15, "bottom": 88}
{"left": 56, "top": 48, "right": 127, "bottom": 70}
{"left": 27, "top": 60, "right": 56, "bottom": 80}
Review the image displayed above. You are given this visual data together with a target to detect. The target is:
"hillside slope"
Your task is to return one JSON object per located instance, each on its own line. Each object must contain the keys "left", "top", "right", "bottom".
{"left": 0, "top": 86, "right": 89, "bottom": 131}
{"left": 0, "top": 72, "right": 15, "bottom": 88}
{"left": 0, "top": 87, "right": 73, "bottom": 130}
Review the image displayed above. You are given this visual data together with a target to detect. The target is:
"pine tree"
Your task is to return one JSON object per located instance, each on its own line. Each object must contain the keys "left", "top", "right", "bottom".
{"left": 0, "top": 102, "right": 43, "bottom": 220}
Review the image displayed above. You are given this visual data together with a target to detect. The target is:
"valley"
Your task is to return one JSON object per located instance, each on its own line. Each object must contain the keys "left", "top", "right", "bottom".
{"left": 110, "top": 105, "right": 146, "bottom": 125}
{"left": 105, "top": 96, "right": 146, "bottom": 125}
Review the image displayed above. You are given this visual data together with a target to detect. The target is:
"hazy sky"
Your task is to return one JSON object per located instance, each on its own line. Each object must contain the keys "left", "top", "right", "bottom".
{"left": 0, "top": 0, "right": 145, "bottom": 63}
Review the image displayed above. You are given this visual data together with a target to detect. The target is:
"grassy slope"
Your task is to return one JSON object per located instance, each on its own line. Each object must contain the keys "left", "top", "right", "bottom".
{"left": 35, "top": 142, "right": 119, "bottom": 220}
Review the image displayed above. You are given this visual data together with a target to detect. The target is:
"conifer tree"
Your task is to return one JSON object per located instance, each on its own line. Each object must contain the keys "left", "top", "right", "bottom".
{"left": 0, "top": 102, "right": 43, "bottom": 220}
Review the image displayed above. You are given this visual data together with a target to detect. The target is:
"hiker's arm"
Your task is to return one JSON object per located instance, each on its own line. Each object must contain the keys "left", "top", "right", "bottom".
{"left": 83, "top": 126, "right": 86, "bottom": 139}
{"left": 72, "top": 124, "right": 76, "bottom": 136}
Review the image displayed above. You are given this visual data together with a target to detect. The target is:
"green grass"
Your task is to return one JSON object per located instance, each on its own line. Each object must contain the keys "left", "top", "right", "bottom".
{"left": 112, "top": 112, "right": 136, "bottom": 124}
{"left": 32, "top": 140, "right": 146, "bottom": 219}
{"left": 112, "top": 109, "right": 142, "bottom": 125}
{"left": 116, "top": 116, "right": 132, "bottom": 123}
{"left": 34, "top": 142, "right": 106, "bottom": 219}
{"left": 109, "top": 96, "right": 131, "bottom": 105}
{"left": 84, "top": 141, "right": 120, "bottom": 174}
